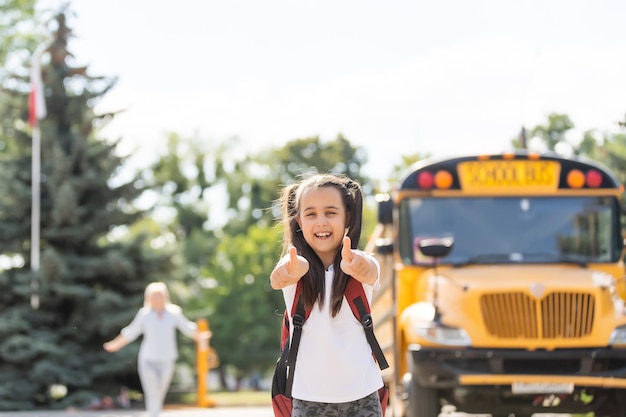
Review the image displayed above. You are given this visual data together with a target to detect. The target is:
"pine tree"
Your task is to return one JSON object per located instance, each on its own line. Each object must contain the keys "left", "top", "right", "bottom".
{"left": 0, "top": 11, "right": 172, "bottom": 410}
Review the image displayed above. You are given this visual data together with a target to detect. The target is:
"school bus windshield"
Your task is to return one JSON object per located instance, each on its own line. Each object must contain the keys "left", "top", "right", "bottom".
{"left": 399, "top": 195, "right": 622, "bottom": 265}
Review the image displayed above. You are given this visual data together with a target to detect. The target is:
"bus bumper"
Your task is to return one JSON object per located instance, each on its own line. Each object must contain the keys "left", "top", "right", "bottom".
{"left": 410, "top": 346, "right": 626, "bottom": 389}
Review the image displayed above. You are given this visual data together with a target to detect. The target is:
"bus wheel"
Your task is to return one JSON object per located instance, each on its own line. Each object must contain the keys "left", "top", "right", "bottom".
{"left": 596, "top": 389, "right": 626, "bottom": 417}
{"left": 614, "top": 390, "right": 626, "bottom": 417}
{"left": 407, "top": 377, "right": 439, "bottom": 417}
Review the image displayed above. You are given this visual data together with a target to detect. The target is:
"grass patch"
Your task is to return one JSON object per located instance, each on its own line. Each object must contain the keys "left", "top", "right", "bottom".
{"left": 167, "top": 390, "right": 271, "bottom": 407}
{"left": 209, "top": 390, "right": 271, "bottom": 406}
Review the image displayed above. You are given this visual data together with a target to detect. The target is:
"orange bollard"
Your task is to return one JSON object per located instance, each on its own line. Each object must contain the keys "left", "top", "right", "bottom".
{"left": 196, "top": 319, "right": 216, "bottom": 407}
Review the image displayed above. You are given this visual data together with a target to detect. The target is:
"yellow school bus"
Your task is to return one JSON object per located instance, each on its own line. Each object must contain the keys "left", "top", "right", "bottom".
{"left": 367, "top": 151, "right": 626, "bottom": 417}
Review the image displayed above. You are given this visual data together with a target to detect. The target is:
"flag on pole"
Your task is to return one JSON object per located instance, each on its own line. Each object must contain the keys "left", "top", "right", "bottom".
{"left": 28, "top": 46, "right": 47, "bottom": 127}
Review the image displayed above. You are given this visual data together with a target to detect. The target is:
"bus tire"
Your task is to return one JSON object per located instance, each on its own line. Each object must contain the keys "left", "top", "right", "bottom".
{"left": 619, "top": 391, "right": 626, "bottom": 416}
{"left": 407, "top": 377, "right": 439, "bottom": 417}
{"left": 615, "top": 389, "right": 626, "bottom": 417}
{"left": 596, "top": 389, "right": 626, "bottom": 417}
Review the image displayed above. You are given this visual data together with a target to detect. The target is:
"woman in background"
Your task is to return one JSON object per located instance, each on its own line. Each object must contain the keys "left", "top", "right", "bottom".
{"left": 104, "top": 282, "right": 209, "bottom": 417}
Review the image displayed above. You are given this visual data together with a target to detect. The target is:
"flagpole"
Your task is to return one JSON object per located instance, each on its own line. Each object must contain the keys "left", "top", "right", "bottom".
{"left": 31, "top": 122, "right": 41, "bottom": 309}
{"left": 29, "top": 43, "right": 46, "bottom": 310}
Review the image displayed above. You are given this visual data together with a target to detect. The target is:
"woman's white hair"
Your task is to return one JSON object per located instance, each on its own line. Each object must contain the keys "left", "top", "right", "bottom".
{"left": 143, "top": 282, "right": 171, "bottom": 308}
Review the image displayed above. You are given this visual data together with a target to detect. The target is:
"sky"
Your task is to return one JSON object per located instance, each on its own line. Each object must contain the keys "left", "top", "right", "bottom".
{"left": 39, "top": 0, "right": 626, "bottom": 180}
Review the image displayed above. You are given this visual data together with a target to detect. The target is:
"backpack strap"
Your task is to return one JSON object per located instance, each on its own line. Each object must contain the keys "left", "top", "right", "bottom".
{"left": 345, "top": 277, "right": 390, "bottom": 370}
{"left": 285, "top": 292, "right": 306, "bottom": 397}
{"left": 280, "top": 280, "right": 310, "bottom": 348}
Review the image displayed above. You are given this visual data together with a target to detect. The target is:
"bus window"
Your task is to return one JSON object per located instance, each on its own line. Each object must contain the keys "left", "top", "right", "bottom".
{"left": 400, "top": 196, "right": 621, "bottom": 265}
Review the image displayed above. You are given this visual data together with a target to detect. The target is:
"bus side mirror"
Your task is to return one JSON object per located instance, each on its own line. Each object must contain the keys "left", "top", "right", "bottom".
{"left": 418, "top": 237, "right": 454, "bottom": 258}
{"left": 376, "top": 193, "right": 393, "bottom": 225}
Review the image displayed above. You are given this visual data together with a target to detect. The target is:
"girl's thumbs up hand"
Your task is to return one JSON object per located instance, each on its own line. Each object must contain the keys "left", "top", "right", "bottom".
{"left": 340, "top": 236, "right": 378, "bottom": 285}
{"left": 270, "top": 246, "right": 309, "bottom": 289}
{"left": 341, "top": 236, "right": 354, "bottom": 263}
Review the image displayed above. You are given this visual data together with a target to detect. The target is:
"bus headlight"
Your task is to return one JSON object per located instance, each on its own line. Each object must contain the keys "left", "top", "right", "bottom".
{"left": 609, "top": 325, "right": 626, "bottom": 345}
{"left": 403, "top": 302, "right": 472, "bottom": 346}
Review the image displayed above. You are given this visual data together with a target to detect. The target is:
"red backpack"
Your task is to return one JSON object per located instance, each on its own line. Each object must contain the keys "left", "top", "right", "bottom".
{"left": 271, "top": 277, "right": 389, "bottom": 417}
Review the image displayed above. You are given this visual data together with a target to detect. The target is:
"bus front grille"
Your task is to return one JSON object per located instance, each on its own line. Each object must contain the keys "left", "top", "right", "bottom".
{"left": 479, "top": 292, "right": 595, "bottom": 339}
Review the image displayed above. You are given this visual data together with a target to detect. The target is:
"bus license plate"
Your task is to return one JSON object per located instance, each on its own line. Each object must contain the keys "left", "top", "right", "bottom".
{"left": 511, "top": 381, "right": 574, "bottom": 394}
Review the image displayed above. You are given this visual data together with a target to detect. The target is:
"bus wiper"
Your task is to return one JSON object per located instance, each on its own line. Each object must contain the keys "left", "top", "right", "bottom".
{"left": 453, "top": 253, "right": 514, "bottom": 267}
{"left": 554, "top": 254, "right": 587, "bottom": 267}
{"left": 512, "top": 252, "right": 588, "bottom": 267}
{"left": 453, "top": 253, "right": 588, "bottom": 268}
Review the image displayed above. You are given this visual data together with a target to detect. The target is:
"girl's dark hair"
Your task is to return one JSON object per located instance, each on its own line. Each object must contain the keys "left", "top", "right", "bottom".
{"left": 278, "top": 173, "right": 363, "bottom": 316}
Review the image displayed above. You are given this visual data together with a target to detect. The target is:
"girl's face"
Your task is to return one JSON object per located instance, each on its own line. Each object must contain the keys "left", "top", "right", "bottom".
{"left": 297, "top": 186, "right": 347, "bottom": 269}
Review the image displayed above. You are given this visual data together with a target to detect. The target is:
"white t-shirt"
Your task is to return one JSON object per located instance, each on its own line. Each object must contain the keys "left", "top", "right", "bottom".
{"left": 282, "top": 257, "right": 383, "bottom": 403}
{"left": 121, "top": 305, "right": 197, "bottom": 362}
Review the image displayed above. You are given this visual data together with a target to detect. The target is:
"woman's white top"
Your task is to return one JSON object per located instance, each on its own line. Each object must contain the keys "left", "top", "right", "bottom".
{"left": 121, "top": 305, "right": 197, "bottom": 362}
{"left": 281, "top": 256, "right": 383, "bottom": 403}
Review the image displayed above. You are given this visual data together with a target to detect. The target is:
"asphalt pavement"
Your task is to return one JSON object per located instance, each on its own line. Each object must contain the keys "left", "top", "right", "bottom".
{"left": 0, "top": 405, "right": 568, "bottom": 417}
{"left": 0, "top": 406, "right": 274, "bottom": 417}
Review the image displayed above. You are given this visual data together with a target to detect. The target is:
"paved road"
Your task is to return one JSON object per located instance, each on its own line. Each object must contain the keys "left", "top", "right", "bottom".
{"left": 0, "top": 407, "right": 274, "bottom": 417}
{"left": 0, "top": 405, "right": 569, "bottom": 417}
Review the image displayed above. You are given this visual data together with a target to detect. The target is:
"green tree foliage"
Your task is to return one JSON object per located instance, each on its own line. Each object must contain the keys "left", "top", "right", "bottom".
{"left": 263, "top": 133, "right": 372, "bottom": 194}
{"left": 0, "top": 0, "right": 37, "bottom": 76}
{"left": 529, "top": 113, "right": 575, "bottom": 152}
{"left": 513, "top": 113, "right": 603, "bottom": 159}
{"left": 0, "top": 11, "right": 171, "bottom": 409}
{"left": 194, "top": 225, "right": 283, "bottom": 385}
{"left": 599, "top": 126, "right": 626, "bottom": 186}
{"left": 146, "top": 132, "right": 229, "bottom": 288}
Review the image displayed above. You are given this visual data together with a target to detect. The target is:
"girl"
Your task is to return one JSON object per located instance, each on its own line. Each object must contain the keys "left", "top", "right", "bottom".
{"left": 103, "top": 282, "right": 210, "bottom": 417}
{"left": 270, "top": 173, "right": 383, "bottom": 417}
